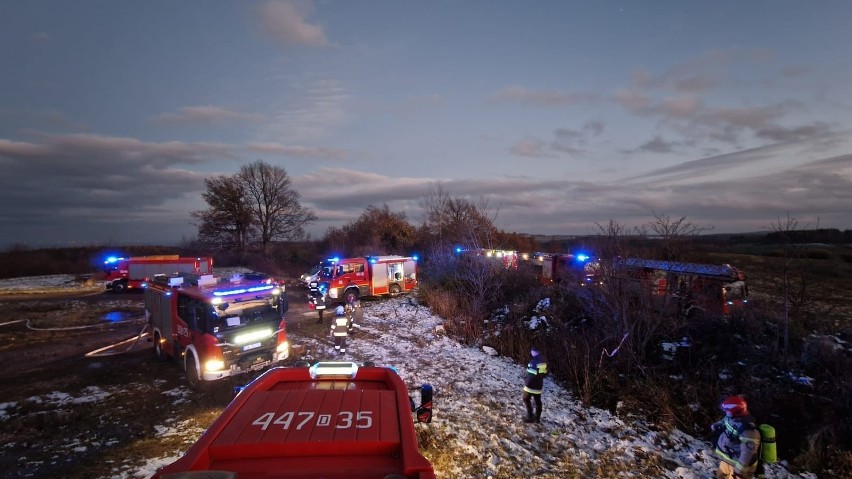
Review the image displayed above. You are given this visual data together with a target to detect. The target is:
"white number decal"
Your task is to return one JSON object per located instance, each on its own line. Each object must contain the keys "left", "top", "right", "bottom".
{"left": 356, "top": 411, "right": 373, "bottom": 428}
{"left": 252, "top": 410, "right": 375, "bottom": 430}
{"left": 337, "top": 411, "right": 353, "bottom": 429}
{"left": 296, "top": 412, "right": 314, "bottom": 430}
{"left": 317, "top": 414, "right": 332, "bottom": 426}
{"left": 252, "top": 412, "right": 275, "bottom": 431}
{"left": 273, "top": 411, "right": 294, "bottom": 429}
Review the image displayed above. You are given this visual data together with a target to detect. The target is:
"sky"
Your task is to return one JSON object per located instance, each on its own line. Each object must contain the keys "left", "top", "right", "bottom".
{"left": 0, "top": 272, "right": 815, "bottom": 478}
{"left": 2, "top": 1, "right": 852, "bottom": 248}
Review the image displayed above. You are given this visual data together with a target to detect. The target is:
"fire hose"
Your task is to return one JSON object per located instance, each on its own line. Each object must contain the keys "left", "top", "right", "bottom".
{"left": 5, "top": 317, "right": 152, "bottom": 357}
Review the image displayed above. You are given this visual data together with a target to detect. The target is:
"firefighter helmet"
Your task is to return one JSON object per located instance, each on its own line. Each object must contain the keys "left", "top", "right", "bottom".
{"left": 720, "top": 395, "right": 748, "bottom": 416}
{"left": 336, "top": 305, "right": 345, "bottom": 315}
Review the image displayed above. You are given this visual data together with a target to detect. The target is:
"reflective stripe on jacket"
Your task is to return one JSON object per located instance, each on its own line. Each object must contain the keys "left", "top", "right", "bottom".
{"left": 331, "top": 315, "right": 349, "bottom": 336}
{"left": 714, "top": 415, "right": 761, "bottom": 474}
{"left": 523, "top": 355, "right": 548, "bottom": 394}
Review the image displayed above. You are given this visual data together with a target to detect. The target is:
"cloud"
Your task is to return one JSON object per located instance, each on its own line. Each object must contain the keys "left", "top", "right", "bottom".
{"left": 254, "top": 0, "right": 327, "bottom": 48}
{"left": 151, "top": 106, "right": 264, "bottom": 125}
{"left": 263, "top": 78, "right": 349, "bottom": 142}
{"left": 509, "top": 138, "right": 555, "bottom": 158}
{"left": 247, "top": 142, "right": 347, "bottom": 160}
{"left": 0, "top": 132, "right": 236, "bottom": 245}
{"left": 490, "top": 86, "right": 597, "bottom": 108}
{"left": 629, "top": 136, "right": 679, "bottom": 154}
{"left": 29, "top": 32, "right": 52, "bottom": 44}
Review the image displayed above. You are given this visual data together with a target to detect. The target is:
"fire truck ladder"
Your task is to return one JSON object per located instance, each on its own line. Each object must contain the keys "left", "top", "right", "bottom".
{"left": 621, "top": 258, "right": 738, "bottom": 280}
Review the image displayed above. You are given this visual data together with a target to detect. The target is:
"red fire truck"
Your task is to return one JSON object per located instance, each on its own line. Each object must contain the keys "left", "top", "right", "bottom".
{"left": 103, "top": 255, "right": 213, "bottom": 292}
{"left": 150, "top": 361, "right": 435, "bottom": 479}
{"left": 143, "top": 273, "right": 289, "bottom": 388}
{"left": 537, "top": 252, "right": 597, "bottom": 285}
{"left": 615, "top": 258, "right": 749, "bottom": 318}
{"left": 322, "top": 256, "right": 418, "bottom": 303}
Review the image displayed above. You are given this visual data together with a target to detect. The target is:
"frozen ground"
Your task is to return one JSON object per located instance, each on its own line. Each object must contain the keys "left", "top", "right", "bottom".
{"left": 0, "top": 273, "right": 816, "bottom": 478}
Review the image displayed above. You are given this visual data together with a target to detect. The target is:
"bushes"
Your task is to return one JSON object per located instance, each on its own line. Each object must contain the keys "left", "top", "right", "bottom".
{"left": 423, "top": 256, "right": 851, "bottom": 477}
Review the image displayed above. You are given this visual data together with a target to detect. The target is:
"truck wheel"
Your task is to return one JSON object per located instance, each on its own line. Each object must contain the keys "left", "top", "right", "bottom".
{"left": 112, "top": 281, "right": 126, "bottom": 293}
{"left": 343, "top": 290, "right": 359, "bottom": 304}
{"left": 389, "top": 284, "right": 401, "bottom": 295}
{"left": 185, "top": 354, "right": 202, "bottom": 390}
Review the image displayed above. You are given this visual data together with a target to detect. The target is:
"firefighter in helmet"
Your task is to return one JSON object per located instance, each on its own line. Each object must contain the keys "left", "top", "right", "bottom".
{"left": 522, "top": 346, "right": 548, "bottom": 423}
{"left": 330, "top": 305, "right": 349, "bottom": 354}
{"left": 711, "top": 395, "right": 761, "bottom": 479}
{"left": 344, "top": 296, "right": 363, "bottom": 331}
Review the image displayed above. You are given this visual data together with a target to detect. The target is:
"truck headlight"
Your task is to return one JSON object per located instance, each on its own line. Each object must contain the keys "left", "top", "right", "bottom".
{"left": 205, "top": 359, "right": 225, "bottom": 372}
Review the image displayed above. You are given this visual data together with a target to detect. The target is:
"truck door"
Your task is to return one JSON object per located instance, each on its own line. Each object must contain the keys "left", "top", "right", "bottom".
{"left": 371, "top": 263, "right": 389, "bottom": 294}
{"left": 403, "top": 260, "right": 416, "bottom": 291}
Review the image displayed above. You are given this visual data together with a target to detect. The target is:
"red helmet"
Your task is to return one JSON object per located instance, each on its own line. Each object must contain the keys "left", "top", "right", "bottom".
{"left": 720, "top": 395, "right": 748, "bottom": 416}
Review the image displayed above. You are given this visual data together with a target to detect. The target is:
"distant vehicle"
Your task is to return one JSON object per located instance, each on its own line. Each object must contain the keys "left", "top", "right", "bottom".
{"left": 103, "top": 255, "right": 213, "bottom": 292}
{"left": 323, "top": 256, "right": 418, "bottom": 303}
{"left": 454, "top": 247, "right": 527, "bottom": 269}
{"left": 299, "top": 262, "right": 324, "bottom": 285}
{"left": 536, "top": 252, "right": 597, "bottom": 285}
{"left": 143, "top": 272, "right": 289, "bottom": 389}
{"left": 614, "top": 258, "right": 749, "bottom": 318}
{"left": 150, "top": 361, "right": 435, "bottom": 479}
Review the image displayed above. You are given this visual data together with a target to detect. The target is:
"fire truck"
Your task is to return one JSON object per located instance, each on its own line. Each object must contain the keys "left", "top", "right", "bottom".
{"left": 103, "top": 255, "right": 213, "bottom": 292}
{"left": 143, "top": 273, "right": 289, "bottom": 388}
{"left": 453, "top": 247, "right": 531, "bottom": 269}
{"left": 615, "top": 258, "right": 749, "bottom": 318}
{"left": 536, "top": 252, "right": 596, "bottom": 285}
{"left": 150, "top": 361, "right": 435, "bottom": 479}
{"left": 322, "top": 256, "right": 418, "bottom": 303}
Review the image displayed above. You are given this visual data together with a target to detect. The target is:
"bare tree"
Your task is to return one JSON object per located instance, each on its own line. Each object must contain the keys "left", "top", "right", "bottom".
{"left": 647, "top": 211, "right": 710, "bottom": 261}
{"left": 769, "top": 213, "right": 820, "bottom": 366}
{"left": 193, "top": 161, "right": 316, "bottom": 257}
{"left": 238, "top": 161, "right": 317, "bottom": 255}
{"left": 323, "top": 204, "right": 415, "bottom": 256}
{"left": 420, "top": 183, "right": 499, "bottom": 250}
{"left": 191, "top": 176, "right": 254, "bottom": 256}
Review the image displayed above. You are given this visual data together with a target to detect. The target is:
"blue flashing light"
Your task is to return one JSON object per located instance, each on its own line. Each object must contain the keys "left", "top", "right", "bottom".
{"left": 370, "top": 257, "right": 377, "bottom": 264}
{"left": 455, "top": 246, "right": 462, "bottom": 254}
{"left": 412, "top": 254, "right": 419, "bottom": 261}
{"left": 576, "top": 254, "right": 590, "bottom": 262}
{"left": 104, "top": 256, "right": 125, "bottom": 264}
{"left": 212, "top": 284, "right": 275, "bottom": 297}
{"left": 326, "top": 257, "right": 340, "bottom": 264}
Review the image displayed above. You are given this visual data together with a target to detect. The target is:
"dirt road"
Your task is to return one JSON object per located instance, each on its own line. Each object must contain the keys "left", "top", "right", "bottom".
{"left": 0, "top": 284, "right": 340, "bottom": 479}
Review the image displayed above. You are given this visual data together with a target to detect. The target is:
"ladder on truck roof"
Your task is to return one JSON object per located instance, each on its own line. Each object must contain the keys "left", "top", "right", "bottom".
{"left": 621, "top": 258, "right": 740, "bottom": 280}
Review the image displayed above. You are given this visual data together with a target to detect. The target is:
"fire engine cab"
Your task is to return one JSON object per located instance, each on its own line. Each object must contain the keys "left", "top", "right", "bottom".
{"left": 143, "top": 273, "right": 289, "bottom": 388}
{"left": 150, "top": 361, "right": 435, "bottom": 479}
{"left": 322, "top": 256, "right": 417, "bottom": 303}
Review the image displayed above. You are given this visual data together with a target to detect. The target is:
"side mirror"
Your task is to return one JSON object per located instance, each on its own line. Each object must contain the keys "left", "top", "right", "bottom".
{"left": 414, "top": 384, "right": 433, "bottom": 423}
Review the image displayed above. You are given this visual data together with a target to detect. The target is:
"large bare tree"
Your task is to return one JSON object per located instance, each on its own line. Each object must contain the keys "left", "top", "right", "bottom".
{"left": 420, "top": 183, "right": 498, "bottom": 250}
{"left": 325, "top": 204, "right": 416, "bottom": 257}
{"left": 238, "top": 161, "right": 317, "bottom": 255}
{"left": 193, "top": 161, "right": 316, "bottom": 256}
{"left": 191, "top": 176, "right": 254, "bottom": 254}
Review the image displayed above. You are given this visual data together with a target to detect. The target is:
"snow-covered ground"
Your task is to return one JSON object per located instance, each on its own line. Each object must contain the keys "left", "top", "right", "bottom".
{"left": 0, "top": 273, "right": 816, "bottom": 478}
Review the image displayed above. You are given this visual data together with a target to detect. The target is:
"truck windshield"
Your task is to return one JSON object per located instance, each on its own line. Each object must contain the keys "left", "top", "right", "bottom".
{"left": 208, "top": 298, "right": 279, "bottom": 333}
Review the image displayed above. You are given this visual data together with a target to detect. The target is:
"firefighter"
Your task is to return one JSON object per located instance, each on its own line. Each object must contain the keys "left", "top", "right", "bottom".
{"left": 330, "top": 305, "right": 349, "bottom": 354}
{"left": 344, "top": 297, "right": 363, "bottom": 331}
{"left": 522, "top": 346, "right": 548, "bottom": 423}
{"left": 711, "top": 395, "right": 762, "bottom": 479}
{"left": 308, "top": 280, "right": 328, "bottom": 324}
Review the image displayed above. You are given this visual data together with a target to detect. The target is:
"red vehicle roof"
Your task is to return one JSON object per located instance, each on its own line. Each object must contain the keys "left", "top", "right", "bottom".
{"left": 152, "top": 362, "right": 435, "bottom": 479}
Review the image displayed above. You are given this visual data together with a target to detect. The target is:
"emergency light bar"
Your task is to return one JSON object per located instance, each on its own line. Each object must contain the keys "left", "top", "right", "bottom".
{"left": 309, "top": 361, "right": 359, "bottom": 379}
{"left": 212, "top": 284, "right": 275, "bottom": 297}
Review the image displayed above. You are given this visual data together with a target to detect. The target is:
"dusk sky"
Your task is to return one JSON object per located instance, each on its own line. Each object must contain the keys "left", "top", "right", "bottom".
{"left": 2, "top": 1, "right": 851, "bottom": 248}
